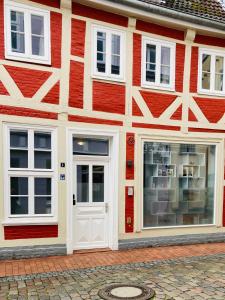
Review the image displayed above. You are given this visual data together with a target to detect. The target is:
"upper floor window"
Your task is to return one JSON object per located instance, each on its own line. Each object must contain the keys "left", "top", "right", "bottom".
{"left": 92, "top": 25, "right": 125, "bottom": 81}
{"left": 199, "top": 49, "right": 225, "bottom": 95}
{"left": 142, "top": 37, "right": 175, "bottom": 90}
{"left": 4, "top": 0, "right": 51, "bottom": 64}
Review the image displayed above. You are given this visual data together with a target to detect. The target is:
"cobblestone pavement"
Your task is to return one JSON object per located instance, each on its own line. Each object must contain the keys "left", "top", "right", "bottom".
{"left": 1, "top": 253, "right": 225, "bottom": 300}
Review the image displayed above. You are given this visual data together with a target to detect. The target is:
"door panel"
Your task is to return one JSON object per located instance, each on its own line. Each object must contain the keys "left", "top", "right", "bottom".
{"left": 73, "top": 161, "right": 109, "bottom": 250}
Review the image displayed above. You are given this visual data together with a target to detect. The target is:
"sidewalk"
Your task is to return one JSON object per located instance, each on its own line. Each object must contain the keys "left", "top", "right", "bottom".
{"left": 1, "top": 242, "right": 225, "bottom": 278}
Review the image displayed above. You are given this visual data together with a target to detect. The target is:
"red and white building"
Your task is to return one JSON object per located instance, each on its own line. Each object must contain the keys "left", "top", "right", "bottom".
{"left": 0, "top": 0, "right": 225, "bottom": 258}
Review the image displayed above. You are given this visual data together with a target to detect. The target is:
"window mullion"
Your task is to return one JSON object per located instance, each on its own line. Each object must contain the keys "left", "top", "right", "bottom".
{"left": 90, "top": 164, "right": 93, "bottom": 203}
{"left": 156, "top": 43, "right": 161, "bottom": 85}
{"left": 211, "top": 54, "right": 215, "bottom": 93}
{"left": 24, "top": 10, "right": 31, "bottom": 57}
{"left": 106, "top": 31, "right": 111, "bottom": 76}
{"left": 29, "top": 176, "right": 34, "bottom": 215}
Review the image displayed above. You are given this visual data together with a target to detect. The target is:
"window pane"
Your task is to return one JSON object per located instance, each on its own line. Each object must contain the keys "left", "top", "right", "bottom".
{"left": 202, "top": 72, "right": 210, "bottom": 90}
{"left": 11, "top": 197, "right": 28, "bottom": 214}
{"left": 10, "top": 131, "right": 28, "bottom": 148}
{"left": 97, "top": 32, "right": 106, "bottom": 52}
{"left": 11, "top": 177, "right": 28, "bottom": 195}
{"left": 160, "top": 66, "right": 170, "bottom": 84}
{"left": 73, "top": 138, "right": 109, "bottom": 156}
{"left": 32, "top": 36, "right": 44, "bottom": 56}
{"left": 34, "top": 132, "right": 51, "bottom": 149}
{"left": 35, "top": 197, "right": 51, "bottom": 214}
{"left": 161, "top": 47, "right": 170, "bottom": 65}
{"left": 35, "top": 178, "right": 51, "bottom": 195}
{"left": 34, "top": 151, "right": 51, "bottom": 169}
{"left": 93, "top": 166, "right": 104, "bottom": 203}
{"left": 10, "top": 11, "right": 25, "bottom": 53}
{"left": 31, "top": 15, "right": 44, "bottom": 35}
{"left": 202, "top": 54, "right": 211, "bottom": 72}
{"left": 77, "top": 165, "right": 89, "bottom": 203}
{"left": 111, "top": 34, "right": 120, "bottom": 55}
{"left": 11, "top": 32, "right": 25, "bottom": 53}
{"left": 215, "top": 74, "right": 223, "bottom": 91}
{"left": 111, "top": 55, "right": 120, "bottom": 75}
{"left": 143, "top": 142, "right": 215, "bottom": 228}
{"left": 11, "top": 11, "right": 24, "bottom": 32}
{"left": 97, "top": 32, "right": 106, "bottom": 73}
{"left": 146, "top": 44, "right": 156, "bottom": 63}
{"left": 10, "top": 150, "right": 28, "bottom": 168}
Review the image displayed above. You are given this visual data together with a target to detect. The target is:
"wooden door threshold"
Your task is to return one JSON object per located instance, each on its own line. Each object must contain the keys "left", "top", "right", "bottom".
{"left": 73, "top": 248, "right": 111, "bottom": 254}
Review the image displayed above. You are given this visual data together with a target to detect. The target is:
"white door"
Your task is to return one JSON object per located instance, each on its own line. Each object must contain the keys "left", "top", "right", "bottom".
{"left": 73, "top": 160, "right": 109, "bottom": 250}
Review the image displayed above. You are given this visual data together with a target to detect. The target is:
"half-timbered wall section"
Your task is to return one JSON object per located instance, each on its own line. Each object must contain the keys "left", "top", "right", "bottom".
{"left": 0, "top": 0, "right": 225, "bottom": 256}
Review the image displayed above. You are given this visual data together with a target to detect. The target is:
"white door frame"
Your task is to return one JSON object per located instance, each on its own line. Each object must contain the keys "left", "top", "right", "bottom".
{"left": 66, "top": 127, "right": 119, "bottom": 254}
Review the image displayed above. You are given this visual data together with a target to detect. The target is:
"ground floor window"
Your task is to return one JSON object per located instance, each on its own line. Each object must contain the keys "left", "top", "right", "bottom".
{"left": 143, "top": 142, "right": 216, "bottom": 228}
{"left": 5, "top": 125, "right": 56, "bottom": 219}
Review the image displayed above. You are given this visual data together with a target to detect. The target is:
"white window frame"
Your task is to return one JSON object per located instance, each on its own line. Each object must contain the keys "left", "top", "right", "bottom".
{"left": 198, "top": 48, "right": 225, "bottom": 96}
{"left": 92, "top": 25, "right": 125, "bottom": 82}
{"left": 4, "top": 0, "right": 51, "bottom": 65}
{"left": 141, "top": 36, "right": 176, "bottom": 91}
{"left": 3, "top": 124, "right": 57, "bottom": 225}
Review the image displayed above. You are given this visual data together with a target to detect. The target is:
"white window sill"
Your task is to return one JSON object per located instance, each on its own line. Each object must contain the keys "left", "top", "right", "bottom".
{"left": 2, "top": 218, "right": 58, "bottom": 226}
{"left": 5, "top": 54, "right": 51, "bottom": 66}
{"left": 92, "top": 74, "right": 125, "bottom": 84}
{"left": 141, "top": 83, "right": 175, "bottom": 93}
{"left": 196, "top": 90, "right": 225, "bottom": 98}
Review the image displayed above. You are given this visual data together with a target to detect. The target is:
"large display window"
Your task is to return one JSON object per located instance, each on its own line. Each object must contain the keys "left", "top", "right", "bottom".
{"left": 143, "top": 142, "right": 216, "bottom": 228}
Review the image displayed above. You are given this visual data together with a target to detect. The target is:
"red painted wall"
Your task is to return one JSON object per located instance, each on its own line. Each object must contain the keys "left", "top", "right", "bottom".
{"left": 69, "top": 61, "right": 84, "bottom": 108}
{"left": 72, "top": 3, "right": 128, "bottom": 27}
{"left": 132, "top": 98, "right": 143, "bottom": 116}
{"left": 170, "top": 104, "right": 182, "bottom": 120}
{"left": 136, "top": 20, "right": 184, "bottom": 40}
{"left": 51, "top": 12, "right": 62, "bottom": 68}
{"left": 195, "top": 34, "right": 225, "bottom": 48}
{"left": 93, "top": 81, "right": 125, "bottom": 115}
{"left": 0, "top": 105, "right": 57, "bottom": 119}
{"left": 0, "top": 82, "right": 9, "bottom": 95}
{"left": 71, "top": 19, "right": 86, "bottom": 57}
{"left": 125, "top": 187, "right": 134, "bottom": 233}
{"left": 140, "top": 91, "right": 177, "bottom": 118}
{"left": 194, "top": 97, "right": 225, "bottom": 123}
{"left": 190, "top": 47, "right": 199, "bottom": 93}
{"left": 42, "top": 81, "right": 60, "bottom": 104}
{"left": 224, "top": 187, "right": 225, "bottom": 227}
{"left": 176, "top": 44, "right": 185, "bottom": 92}
{"left": 189, "top": 127, "right": 225, "bottom": 133}
{"left": 68, "top": 115, "right": 123, "bottom": 126}
{"left": 31, "top": 0, "right": 60, "bottom": 8}
{"left": 4, "top": 225, "right": 58, "bottom": 240}
{"left": 133, "top": 33, "right": 142, "bottom": 87}
{"left": 126, "top": 133, "right": 135, "bottom": 180}
{"left": 4, "top": 66, "right": 51, "bottom": 98}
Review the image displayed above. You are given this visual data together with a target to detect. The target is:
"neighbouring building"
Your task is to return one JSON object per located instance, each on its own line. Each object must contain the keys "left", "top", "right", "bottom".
{"left": 0, "top": 0, "right": 225, "bottom": 258}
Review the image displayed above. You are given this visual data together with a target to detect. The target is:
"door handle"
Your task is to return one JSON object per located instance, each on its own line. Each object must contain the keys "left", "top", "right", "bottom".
{"left": 73, "top": 194, "right": 76, "bottom": 206}
{"left": 105, "top": 203, "right": 109, "bottom": 213}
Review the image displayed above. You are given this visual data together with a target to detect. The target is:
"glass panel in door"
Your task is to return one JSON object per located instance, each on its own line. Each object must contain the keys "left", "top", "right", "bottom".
{"left": 77, "top": 165, "right": 89, "bottom": 203}
{"left": 93, "top": 165, "right": 104, "bottom": 202}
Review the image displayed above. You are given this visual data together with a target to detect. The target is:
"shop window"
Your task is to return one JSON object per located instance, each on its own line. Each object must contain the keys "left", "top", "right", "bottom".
{"left": 199, "top": 49, "right": 225, "bottom": 95}
{"left": 6, "top": 126, "right": 56, "bottom": 219}
{"left": 143, "top": 142, "right": 216, "bottom": 228}
{"left": 142, "top": 37, "right": 175, "bottom": 90}
{"left": 4, "top": 0, "right": 51, "bottom": 64}
{"left": 92, "top": 25, "right": 125, "bottom": 81}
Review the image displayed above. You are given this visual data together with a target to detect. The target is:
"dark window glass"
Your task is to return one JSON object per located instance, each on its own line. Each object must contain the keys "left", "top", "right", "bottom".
{"left": 35, "top": 178, "right": 51, "bottom": 195}
{"left": 35, "top": 197, "right": 51, "bottom": 214}
{"left": 11, "top": 197, "right": 28, "bottom": 214}
{"left": 10, "top": 150, "right": 28, "bottom": 168}
{"left": 34, "top": 132, "right": 51, "bottom": 149}
{"left": 93, "top": 166, "right": 104, "bottom": 202}
{"left": 34, "top": 151, "right": 51, "bottom": 169}
{"left": 77, "top": 165, "right": 89, "bottom": 203}
{"left": 73, "top": 138, "right": 109, "bottom": 156}
{"left": 10, "top": 131, "right": 28, "bottom": 148}
{"left": 11, "top": 177, "right": 28, "bottom": 195}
